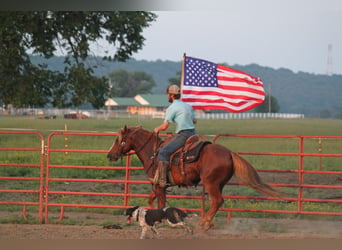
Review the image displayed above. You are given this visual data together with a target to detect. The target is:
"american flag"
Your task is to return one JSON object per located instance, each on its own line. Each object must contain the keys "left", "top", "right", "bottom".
{"left": 181, "top": 56, "right": 265, "bottom": 112}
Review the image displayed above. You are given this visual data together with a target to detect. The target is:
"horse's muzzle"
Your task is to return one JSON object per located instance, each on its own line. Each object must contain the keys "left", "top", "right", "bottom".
{"left": 107, "top": 152, "right": 119, "bottom": 162}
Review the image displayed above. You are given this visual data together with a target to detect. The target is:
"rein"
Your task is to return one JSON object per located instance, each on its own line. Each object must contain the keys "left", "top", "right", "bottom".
{"left": 118, "top": 128, "right": 161, "bottom": 178}
{"left": 133, "top": 131, "right": 155, "bottom": 155}
{"left": 146, "top": 131, "right": 160, "bottom": 174}
{"left": 120, "top": 129, "right": 157, "bottom": 157}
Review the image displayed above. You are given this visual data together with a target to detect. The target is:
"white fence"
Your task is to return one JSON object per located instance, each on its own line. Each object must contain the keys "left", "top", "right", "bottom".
{"left": 1, "top": 107, "right": 304, "bottom": 120}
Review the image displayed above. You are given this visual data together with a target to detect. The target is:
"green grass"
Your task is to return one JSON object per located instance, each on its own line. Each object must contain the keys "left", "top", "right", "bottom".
{"left": 0, "top": 214, "right": 41, "bottom": 224}
{"left": 1, "top": 115, "right": 342, "bottom": 136}
{"left": 1, "top": 115, "right": 342, "bottom": 223}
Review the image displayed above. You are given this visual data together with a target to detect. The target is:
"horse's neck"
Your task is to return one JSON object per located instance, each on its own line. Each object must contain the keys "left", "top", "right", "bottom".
{"left": 132, "top": 131, "right": 158, "bottom": 175}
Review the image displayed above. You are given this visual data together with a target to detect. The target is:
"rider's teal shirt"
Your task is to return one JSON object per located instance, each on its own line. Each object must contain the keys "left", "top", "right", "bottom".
{"left": 164, "top": 99, "right": 195, "bottom": 133}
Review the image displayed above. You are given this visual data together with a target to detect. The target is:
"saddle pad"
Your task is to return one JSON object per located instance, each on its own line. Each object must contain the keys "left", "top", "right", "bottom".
{"left": 171, "top": 141, "right": 211, "bottom": 165}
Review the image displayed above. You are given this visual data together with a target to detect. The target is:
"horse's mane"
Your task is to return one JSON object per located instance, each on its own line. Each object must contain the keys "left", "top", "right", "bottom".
{"left": 120, "top": 125, "right": 164, "bottom": 142}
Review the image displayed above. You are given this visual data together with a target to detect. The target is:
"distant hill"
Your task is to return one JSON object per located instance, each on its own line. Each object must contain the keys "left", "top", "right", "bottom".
{"left": 30, "top": 56, "right": 179, "bottom": 94}
{"left": 30, "top": 56, "right": 342, "bottom": 118}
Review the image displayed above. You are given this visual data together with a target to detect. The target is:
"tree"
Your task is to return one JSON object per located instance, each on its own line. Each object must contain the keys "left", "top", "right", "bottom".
{"left": 168, "top": 71, "right": 182, "bottom": 86}
{"left": 0, "top": 11, "right": 157, "bottom": 109}
{"left": 254, "top": 94, "right": 280, "bottom": 113}
{"left": 109, "top": 69, "right": 156, "bottom": 97}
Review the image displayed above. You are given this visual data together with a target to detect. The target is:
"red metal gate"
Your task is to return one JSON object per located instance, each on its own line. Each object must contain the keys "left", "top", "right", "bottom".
{"left": 44, "top": 132, "right": 207, "bottom": 222}
{"left": 0, "top": 131, "right": 45, "bottom": 222}
{"left": 44, "top": 131, "right": 129, "bottom": 222}
{"left": 212, "top": 134, "right": 342, "bottom": 221}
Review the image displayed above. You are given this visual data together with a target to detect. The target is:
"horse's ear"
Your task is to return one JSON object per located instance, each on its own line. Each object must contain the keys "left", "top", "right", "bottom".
{"left": 119, "top": 126, "right": 127, "bottom": 137}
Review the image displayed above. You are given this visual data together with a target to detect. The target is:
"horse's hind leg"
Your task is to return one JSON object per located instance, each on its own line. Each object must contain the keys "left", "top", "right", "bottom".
{"left": 200, "top": 183, "right": 224, "bottom": 231}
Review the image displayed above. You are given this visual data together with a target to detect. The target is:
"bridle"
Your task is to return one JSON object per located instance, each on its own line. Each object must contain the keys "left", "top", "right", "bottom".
{"left": 115, "top": 128, "right": 161, "bottom": 177}
{"left": 118, "top": 129, "right": 157, "bottom": 157}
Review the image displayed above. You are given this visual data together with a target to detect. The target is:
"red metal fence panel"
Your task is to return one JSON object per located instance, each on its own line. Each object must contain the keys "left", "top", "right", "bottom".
{"left": 44, "top": 132, "right": 207, "bottom": 222}
{"left": 44, "top": 131, "right": 126, "bottom": 222}
{"left": 1, "top": 131, "right": 341, "bottom": 224}
{"left": 0, "top": 131, "right": 45, "bottom": 222}
{"left": 212, "top": 134, "right": 342, "bottom": 222}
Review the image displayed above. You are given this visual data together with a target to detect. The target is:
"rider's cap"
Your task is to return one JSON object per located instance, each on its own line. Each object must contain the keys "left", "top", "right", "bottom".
{"left": 166, "top": 85, "right": 180, "bottom": 94}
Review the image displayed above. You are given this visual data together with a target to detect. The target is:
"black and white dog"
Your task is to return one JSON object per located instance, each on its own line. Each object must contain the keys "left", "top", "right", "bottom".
{"left": 124, "top": 206, "right": 193, "bottom": 239}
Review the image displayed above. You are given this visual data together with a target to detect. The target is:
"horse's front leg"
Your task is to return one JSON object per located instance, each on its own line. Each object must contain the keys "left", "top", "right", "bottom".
{"left": 157, "top": 186, "right": 167, "bottom": 208}
{"left": 148, "top": 185, "right": 166, "bottom": 208}
{"left": 148, "top": 188, "right": 157, "bottom": 208}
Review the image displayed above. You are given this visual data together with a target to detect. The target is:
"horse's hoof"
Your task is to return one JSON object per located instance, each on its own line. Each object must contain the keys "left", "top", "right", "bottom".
{"left": 200, "top": 221, "right": 214, "bottom": 231}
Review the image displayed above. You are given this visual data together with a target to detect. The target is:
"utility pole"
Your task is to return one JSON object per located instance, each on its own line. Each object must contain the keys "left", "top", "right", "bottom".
{"left": 326, "top": 43, "right": 333, "bottom": 76}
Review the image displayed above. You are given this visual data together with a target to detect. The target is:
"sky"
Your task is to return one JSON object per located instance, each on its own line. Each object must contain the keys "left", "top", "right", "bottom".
{"left": 119, "top": 0, "right": 342, "bottom": 75}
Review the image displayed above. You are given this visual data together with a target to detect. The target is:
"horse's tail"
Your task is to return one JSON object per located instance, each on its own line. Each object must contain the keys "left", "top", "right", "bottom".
{"left": 231, "top": 152, "right": 284, "bottom": 198}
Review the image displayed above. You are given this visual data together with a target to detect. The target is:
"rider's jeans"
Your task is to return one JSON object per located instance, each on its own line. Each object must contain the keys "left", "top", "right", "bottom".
{"left": 158, "top": 129, "right": 196, "bottom": 162}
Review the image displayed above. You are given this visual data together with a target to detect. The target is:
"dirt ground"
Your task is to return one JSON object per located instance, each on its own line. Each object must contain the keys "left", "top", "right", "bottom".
{"left": 0, "top": 211, "right": 341, "bottom": 239}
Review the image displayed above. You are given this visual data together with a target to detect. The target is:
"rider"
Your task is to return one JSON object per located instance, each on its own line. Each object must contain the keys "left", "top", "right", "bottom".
{"left": 153, "top": 84, "right": 197, "bottom": 187}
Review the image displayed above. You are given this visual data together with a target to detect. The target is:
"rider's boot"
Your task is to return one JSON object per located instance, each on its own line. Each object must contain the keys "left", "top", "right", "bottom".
{"left": 158, "top": 161, "right": 169, "bottom": 188}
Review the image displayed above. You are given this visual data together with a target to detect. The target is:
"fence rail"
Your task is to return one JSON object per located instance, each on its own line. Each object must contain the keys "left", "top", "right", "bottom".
{"left": 213, "top": 134, "right": 342, "bottom": 221}
{"left": 0, "top": 131, "right": 45, "bottom": 222}
{"left": 0, "top": 131, "right": 341, "bottom": 224}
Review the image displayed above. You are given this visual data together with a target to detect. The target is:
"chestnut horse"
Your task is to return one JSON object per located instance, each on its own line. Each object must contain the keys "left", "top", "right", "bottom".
{"left": 107, "top": 126, "right": 283, "bottom": 230}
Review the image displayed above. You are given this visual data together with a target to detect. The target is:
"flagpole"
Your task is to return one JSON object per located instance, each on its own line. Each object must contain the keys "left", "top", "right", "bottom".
{"left": 180, "top": 53, "right": 186, "bottom": 93}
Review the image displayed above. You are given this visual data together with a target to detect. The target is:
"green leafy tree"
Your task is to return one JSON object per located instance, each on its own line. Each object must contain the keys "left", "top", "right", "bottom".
{"left": 109, "top": 69, "right": 156, "bottom": 97}
{"left": 0, "top": 11, "right": 157, "bottom": 109}
{"left": 168, "top": 71, "right": 182, "bottom": 87}
{"left": 254, "top": 94, "right": 280, "bottom": 113}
